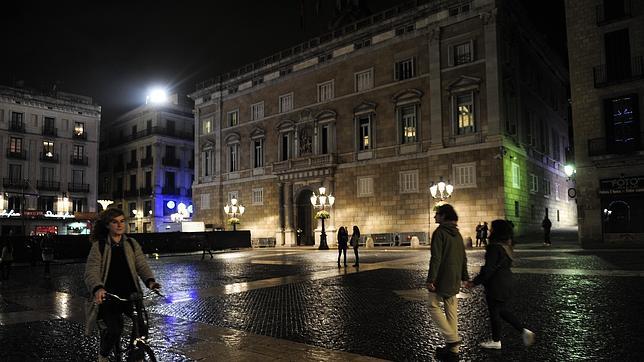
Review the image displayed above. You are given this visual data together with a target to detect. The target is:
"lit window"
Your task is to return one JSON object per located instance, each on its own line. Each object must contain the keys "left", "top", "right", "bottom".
{"left": 512, "top": 163, "right": 520, "bottom": 189}
{"left": 455, "top": 93, "right": 475, "bottom": 134}
{"left": 399, "top": 105, "right": 417, "bottom": 144}
{"left": 202, "top": 118, "right": 212, "bottom": 134}
{"left": 357, "top": 115, "right": 371, "bottom": 151}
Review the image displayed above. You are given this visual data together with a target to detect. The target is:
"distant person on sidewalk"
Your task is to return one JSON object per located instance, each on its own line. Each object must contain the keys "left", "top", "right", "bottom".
{"left": 480, "top": 222, "right": 489, "bottom": 246}
{"left": 41, "top": 234, "right": 55, "bottom": 278}
{"left": 542, "top": 216, "right": 552, "bottom": 246}
{"left": 1, "top": 238, "right": 14, "bottom": 280}
{"left": 465, "top": 219, "right": 536, "bottom": 350}
{"left": 350, "top": 225, "right": 361, "bottom": 267}
{"left": 337, "top": 226, "right": 348, "bottom": 268}
{"left": 426, "top": 204, "right": 469, "bottom": 361}
{"left": 475, "top": 222, "right": 483, "bottom": 247}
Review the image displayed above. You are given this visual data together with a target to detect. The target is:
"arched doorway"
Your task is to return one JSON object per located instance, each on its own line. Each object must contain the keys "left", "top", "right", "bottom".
{"left": 296, "top": 189, "right": 315, "bottom": 246}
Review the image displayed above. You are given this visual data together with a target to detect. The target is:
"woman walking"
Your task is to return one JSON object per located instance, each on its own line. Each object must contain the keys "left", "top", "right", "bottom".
{"left": 337, "top": 226, "right": 348, "bottom": 267}
{"left": 350, "top": 225, "right": 361, "bottom": 267}
{"left": 465, "top": 219, "right": 535, "bottom": 350}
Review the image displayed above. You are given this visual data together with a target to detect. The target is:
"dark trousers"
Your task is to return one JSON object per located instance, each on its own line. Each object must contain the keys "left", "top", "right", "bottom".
{"left": 353, "top": 247, "right": 359, "bottom": 265}
{"left": 0, "top": 261, "right": 12, "bottom": 280}
{"left": 337, "top": 247, "right": 347, "bottom": 266}
{"left": 544, "top": 230, "right": 551, "bottom": 244}
{"left": 98, "top": 302, "right": 133, "bottom": 357}
{"left": 486, "top": 296, "right": 523, "bottom": 341}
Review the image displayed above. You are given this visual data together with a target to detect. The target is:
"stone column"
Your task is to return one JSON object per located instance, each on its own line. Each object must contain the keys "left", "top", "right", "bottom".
{"left": 428, "top": 26, "right": 443, "bottom": 149}
{"left": 275, "top": 182, "right": 285, "bottom": 246}
{"left": 284, "top": 182, "right": 296, "bottom": 246}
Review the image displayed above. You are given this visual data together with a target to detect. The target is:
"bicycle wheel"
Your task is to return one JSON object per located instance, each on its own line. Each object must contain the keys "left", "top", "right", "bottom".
{"left": 126, "top": 343, "right": 156, "bottom": 362}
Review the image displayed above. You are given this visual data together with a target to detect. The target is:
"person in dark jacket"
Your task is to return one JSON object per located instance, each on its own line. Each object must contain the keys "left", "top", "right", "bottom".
{"left": 84, "top": 208, "right": 160, "bottom": 361}
{"left": 337, "top": 226, "right": 348, "bottom": 267}
{"left": 466, "top": 219, "right": 535, "bottom": 350}
{"left": 426, "top": 204, "right": 469, "bottom": 361}
{"left": 480, "top": 221, "right": 489, "bottom": 246}
{"left": 542, "top": 216, "right": 552, "bottom": 246}
{"left": 349, "top": 225, "right": 361, "bottom": 267}
{"left": 475, "top": 222, "right": 483, "bottom": 247}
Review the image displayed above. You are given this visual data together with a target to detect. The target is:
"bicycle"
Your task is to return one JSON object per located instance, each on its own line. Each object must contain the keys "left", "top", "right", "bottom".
{"left": 102, "top": 289, "right": 164, "bottom": 362}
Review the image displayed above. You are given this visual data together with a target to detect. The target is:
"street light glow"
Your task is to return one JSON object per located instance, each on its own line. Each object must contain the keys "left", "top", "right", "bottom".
{"left": 147, "top": 88, "right": 168, "bottom": 104}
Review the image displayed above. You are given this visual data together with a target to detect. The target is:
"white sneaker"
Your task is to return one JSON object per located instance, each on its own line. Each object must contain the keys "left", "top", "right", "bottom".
{"left": 522, "top": 328, "right": 536, "bottom": 346}
{"left": 479, "top": 340, "right": 502, "bottom": 349}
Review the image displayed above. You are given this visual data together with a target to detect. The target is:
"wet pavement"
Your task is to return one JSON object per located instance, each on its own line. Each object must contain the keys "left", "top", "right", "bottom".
{"left": 1, "top": 235, "right": 644, "bottom": 361}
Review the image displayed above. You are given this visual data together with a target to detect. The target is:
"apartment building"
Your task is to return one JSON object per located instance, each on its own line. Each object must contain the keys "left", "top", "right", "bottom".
{"left": 190, "top": 0, "right": 576, "bottom": 246}
{"left": 0, "top": 84, "right": 101, "bottom": 235}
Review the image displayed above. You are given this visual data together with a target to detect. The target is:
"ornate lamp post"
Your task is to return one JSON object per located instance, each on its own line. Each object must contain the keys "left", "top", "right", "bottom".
{"left": 429, "top": 178, "right": 454, "bottom": 203}
{"left": 97, "top": 199, "right": 114, "bottom": 211}
{"left": 223, "top": 198, "right": 245, "bottom": 231}
{"left": 310, "top": 186, "right": 335, "bottom": 250}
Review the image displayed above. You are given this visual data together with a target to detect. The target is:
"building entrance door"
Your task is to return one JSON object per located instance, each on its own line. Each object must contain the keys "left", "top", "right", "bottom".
{"left": 296, "top": 189, "right": 314, "bottom": 246}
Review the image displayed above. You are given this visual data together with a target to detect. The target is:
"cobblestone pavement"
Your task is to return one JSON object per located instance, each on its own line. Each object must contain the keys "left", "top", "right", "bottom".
{"left": 1, "top": 239, "right": 644, "bottom": 361}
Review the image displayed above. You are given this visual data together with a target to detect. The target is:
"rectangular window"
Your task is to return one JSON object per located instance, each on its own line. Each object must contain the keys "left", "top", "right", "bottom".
{"left": 129, "top": 174, "right": 137, "bottom": 190}
{"left": 453, "top": 42, "right": 472, "bottom": 65}
{"left": 279, "top": 93, "right": 293, "bottom": 113}
{"left": 130, "top": 149, "right": 137, "bottom": 162}
{"left": 73, "top": 145, "right": 84, "bottom": 159}
{"left": 200, "top": 193, "right": 210, "bottom": 210}
{"left": 512, "top": 163, "right": 520, "bottom": 189}
{"left": 145, "top": 145, "right": 152, "bottom": 159}
{"left": 41, "top": 167, "right": 54, "bottom": 181}
{"left": 72, "top": 198, "right": 85, "bottom": 213}
{"left": 254, "top": 139, "right": 264, "bottom": 168}
{"left": 318, "top": 81, "right": 334, "bottom": 102}
{"left": 557, "top": 209, "right": 560, "bottom": 222}
{"left": 202, "top": 149, "right": 213, "bottom": 176}
{"left": 145, "top": 171, "right": 152, "bottom": 188}
{"left": 357, "top": 177, "right": 374, "bottom": 197}
{"left": 252, "top": 188, "right": 264, "bottom": 205}
{"left": 165, "top": 145, "right": 175, "bottom": 159}
{"left": 281, "top": 133, "right": 291, "bottom": 161}
{"left": 453, "top": 162, "right": 476, "bottom": 188}
{"left": 530, "top": 174, "right": 538, "bottom": 193}
{"left": 543, "top": 178, "right": 551, "bottom": 197}
{"left": 227, "top": 110, "right": 239, "bottom": 127}
{"left": 399, "top": 170, "right": 419, "bottom": 193}
{"left": 9, "top": 164, "right": 22, "bottom": 180}
{"left": 355, "top": 69, "right": 373, "bottom": 92}
{"left": 202, "top": 117, "right": 212, "bottom": 134}
{"left": 552, "top": 129, "right": 561, "bottom": 161}
{"left": 555, "top": 182, "right": 560, "bottom": 200}
{"left": 144, "top": 200, "right": 152, "bottom": 215}
{"left": 250, "top": 102, "right": 264, "bottom": 121}
{"left": 229, "top": 144, "right": 239, "bottom": 172}
{"left": 395, "top": 58, "right": 415, "bottom": 80}
{"left": 455, "top": 93, "right": 475, "bottom": 134}
{"left": 39, "top": 196, "right": 55, "bottom": 212}
{"left": 358, "top": 115, "right": 371, "bottom": 151}
{"left": 9, "top": 137, "right": 22, "bottom": 152}
{"left": 399, "top": 105, "right": 417, "bottom": 144}
{"left": 514, "top": 201, "right": 520, "bottom": 217}
{"left": 43, "top": 141, "right": 54, "bottom": 157}
{"left": 604, "top": 94, "right": 641, "bottom": 153}
{"left": 72, "top": 169, "right": 85, "bottom": 184}
{"left": 320, "top": 125, "right": 329, "bottom": 154}
{"left": 166, "top": 120, "right": 175, "bottom": 135}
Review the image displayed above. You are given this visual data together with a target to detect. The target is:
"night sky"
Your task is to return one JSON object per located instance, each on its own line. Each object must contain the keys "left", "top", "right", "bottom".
{"left": 0, "top": 1, "right": 564, "bottom": 122}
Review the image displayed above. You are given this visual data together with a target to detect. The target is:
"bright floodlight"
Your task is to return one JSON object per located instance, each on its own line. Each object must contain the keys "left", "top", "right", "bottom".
{"left": 147, "top": 88, "right": 167, "bottom": 104}
{"left": 564, "top": 164, "right": 576, "bottom": 178}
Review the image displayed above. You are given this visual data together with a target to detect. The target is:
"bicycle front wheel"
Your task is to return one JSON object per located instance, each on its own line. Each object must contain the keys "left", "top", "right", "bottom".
{"left": 126, "top": 343, "right": 157, "bottom": 362}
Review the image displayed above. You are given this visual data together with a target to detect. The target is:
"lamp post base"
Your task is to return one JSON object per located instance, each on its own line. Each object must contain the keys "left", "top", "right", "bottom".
{"left": 318, "top": 218, "right": 329, "bottom": 250}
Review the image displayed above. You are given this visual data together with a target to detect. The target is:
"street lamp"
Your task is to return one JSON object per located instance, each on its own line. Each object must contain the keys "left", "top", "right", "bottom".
{"left": 98, "top": 199, "right": 114, "bottom": 211}
{"left": 564, "top": 164, "right": 576, "bottom": 180}
{"left": 223, "top": 198, "right": 245, "bottom": 231}
{"left": 429, "top": 178, "right": 454, "bottom": 202}
{"left": 310, "top": 186, "right": 335, "bottom": 250}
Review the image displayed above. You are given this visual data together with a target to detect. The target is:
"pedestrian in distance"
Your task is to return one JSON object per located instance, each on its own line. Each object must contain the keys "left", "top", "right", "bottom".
{"left": 475, "top": 222, "right": 483, "bottom": 247}
{"left": 84, "top": 208, "right": 161, "bottom": 362}
{"left": 41, "top": 233, "right": 55, "bottom": 278}
{"left": 426, "top": 204, "right": 469, "bottom": 361}
{"left": 465, "top": 219, "right": 536, "bottom": 350}
{"left": 542, "top": 216, "right": 552, "bottom": 246}
{"left": 480, "top": 221, "right": 489, "bottom": 247}
{"left": 337, "top": 226, "right": 348, "bottom": 268}
{"left": 1, "top": 238, "right": 14, "bottom": 280}
{"left": 350, "top": 225, "right": 361, "bottom": 267}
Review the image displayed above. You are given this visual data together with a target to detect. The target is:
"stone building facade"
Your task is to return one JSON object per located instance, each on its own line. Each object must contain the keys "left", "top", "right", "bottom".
{"left": 0, "top": 85, "right": 101, "bottom": 235}
{"left": 98, "top": 94, "right": 194, "bottom": 233}
{"left": 565, "top": 0, "right": 644, "bottom": 246}
{"left": 190, "top": 0, "right": 576, "bottom": 246}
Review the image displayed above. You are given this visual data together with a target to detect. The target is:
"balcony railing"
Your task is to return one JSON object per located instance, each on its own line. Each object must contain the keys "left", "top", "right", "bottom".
{"left": 42, "top": 127, "right": 57, "bottom": 137}
{"left": 140, "top": 157, "right": 153, "bottom": 167}
{"left": 3, "top": 178, "right": 29, "bottom": 189}
{"left": 126, "top": 160, "right": 139, "bottom": 170}
{"left": 161, "top": 186, "right": 180, "bottom": 195}
{"left": 162, "top": 157, "right": 181, "bottom": 167}
{"left": 40, "top": 152, "right": 59, "bottom": 163}
{"left": 9, "top": 121, "right": 25, "bottom": 132}
{"left": 68, "top": 183, "right": 90, "bottom": 193}
{"left": 588, "top": 132, "right": 644, "bottom": 156}
{"left": 596, "top": 0, "right": 631, "bottom": 25}
{"left": 272, "top": 153, "right": 336, "bottom": 173}
{"left": 139, "top": 186, "right": 153, "bottom": 196}
{"left": 6, "top": 148, "right": 27, "bottom": 160}
{"left": 105, "top": 127, "right": 192, "bottom": 147}
{"left": 71, "top": 155, "right": 89, "bottom": 166}
{"left": 36, "top": 180, "right": 61, "bottom": 191}
{"left": 73, "top": 131, "right": 88, "bottom": 140}
{"left": 593, "top": 56, "right": 643, "bottom": 88}
{"left": 124, "top": 189, "right": 139, "bottom": 198}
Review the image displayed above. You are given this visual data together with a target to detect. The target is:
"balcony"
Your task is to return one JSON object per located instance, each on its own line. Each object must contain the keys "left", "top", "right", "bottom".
{"left": 71, "top": 155, "right": 89, "bottom": 166}
{"left": 40, "top": 152, "right": 59, "bottom": 163}
{"left": 3, "top": 178, "right": 28, "bottom": 189}
{"left": 140, "top": 157, "right": 153, "bottom": 167}
{"left": 124, "top": 189, "right": 139, "bottom": 198}
{"left": 126, "top": 160, "right": 139, "bottom": 170}
{"left": 162, "top": 157, "right": 181, "bottom": 167}
{"left": 6, "top": 148, "right": 27, "bottom": 160}
{"left": 68, "top": 183, "right": 90, "bottom": 193}
{"left": 588, "top": 132, "right": 644, "bottom": 157}
{"left": 73, "top": 131, "right": 88, "bottom": 140}
{"left": 139, "top": 186, "right": 153, "bottom": 196}
{"left": 596, "top": 0, "right": 631, "bottom": 25}
{"left": 161, "top": 186, "right": 180, "bottom": 195}
{"left": 105, "top": 127, "right": 192, "bottom": 147}
{"left": 593, "top": 56, "right": 643, "bottom": 88}
{"left": 42, "top": 127, "right": 57, "bottom": 137}
{"left": 272, "top": 153, "right": 336, "bottom": 173}
{"left": 36, "top": 180, "right": 61, "bottom": 191}
{"left": 9, "top": 121, "right": 25, "bottom": 133}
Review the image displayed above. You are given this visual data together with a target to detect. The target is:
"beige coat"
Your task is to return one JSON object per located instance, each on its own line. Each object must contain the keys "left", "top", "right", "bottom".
{"left": 83, "top": 235, "right": 155, "bottom": 335}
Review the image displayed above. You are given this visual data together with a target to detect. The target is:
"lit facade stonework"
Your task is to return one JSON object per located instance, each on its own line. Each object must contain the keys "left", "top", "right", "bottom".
{"left": 565, "top": 0, "right": 644, "bottom": 246}
{"left": 190, "top": 0, "right": 576, "bottom": 246}
{"left": 98, "top": 94, "right": 194, "bottom": 233}
{"left": 0, "top": 85, "right": 101, "bottom": 235}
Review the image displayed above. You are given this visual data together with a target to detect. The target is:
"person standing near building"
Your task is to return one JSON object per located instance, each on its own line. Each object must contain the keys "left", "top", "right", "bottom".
{"left": 0, "top": 238, "right": 14, "bottom": 280}
{"left": 542, "top": 216, "right": 552, "bottom": 246}
{"left": 337, "top": 226, "right": 348, "bottom": 267}
{"left": 475, "top": 222, "right": 483, "bottom": 247}
{"left": 480, "top": 222, "right": 489, "bottom": 247}
{"left": 465, "top": 219, "right": 536, "bottom": 350}
{"left": 350, "top": 225, "right": 361, "bottom": 267}
{"left": 41, "top": 233, "right": 55, "bottom": 278}
{"left": 84, "top": 208, "right": 160, "bottom": 361}
{"left": 426, "top": 204, "right": 469, "bottom": 361}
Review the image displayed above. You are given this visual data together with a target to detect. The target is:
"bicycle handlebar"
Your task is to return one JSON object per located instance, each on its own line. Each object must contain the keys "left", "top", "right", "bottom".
{"left": 104, "top": 289, "right": 164, "bottom": 302}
